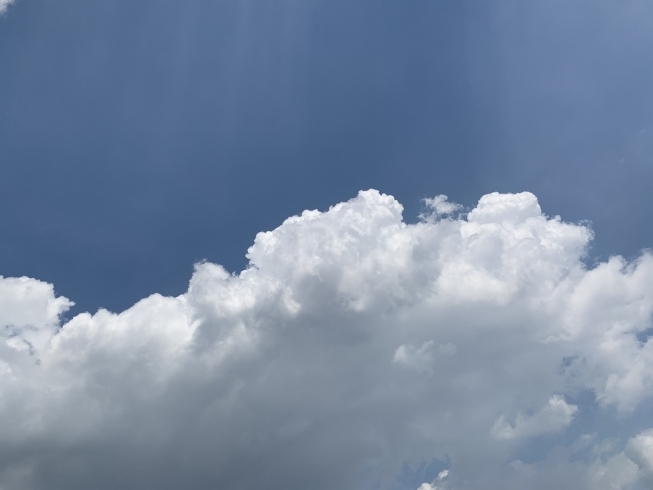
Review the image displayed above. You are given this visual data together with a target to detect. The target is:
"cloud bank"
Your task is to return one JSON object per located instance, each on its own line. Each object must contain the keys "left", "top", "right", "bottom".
{"left": 1, "top": 190, "right": 653, "bottom": 489}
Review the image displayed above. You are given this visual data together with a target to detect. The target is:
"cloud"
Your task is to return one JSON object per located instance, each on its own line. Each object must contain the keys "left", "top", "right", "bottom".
{"left": 0, "top": 0, "right": 14, "bottom": 15}
{"left": 626, "top": 430, "right": 653, "bottom": 475}
{"left": 622, "top": 429, "right": 653, "bottom": 488}
{"left": 417, "top": 469, "right": 449, "bottom": 490}
{"left": 393, "top": 341, "right": 457, "bottom": 375}
{"left": 0, "top": 276, "right": 73, "bottom": 359}
{"left": 0, "top": 190, "right": 652, "bottom": 489}
{"left": 590, "top": 429, "right": 653, "bottom": 489}
{"left": 491, "top": 395, "right": 578, "bottom": 440}
{"left": 422, "top": 195, "right": 462, "bottom": 218}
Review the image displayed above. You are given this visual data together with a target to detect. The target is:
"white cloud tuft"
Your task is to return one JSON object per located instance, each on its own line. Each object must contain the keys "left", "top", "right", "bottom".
{"left": 0, "top": 0, "right": 15, "bottom": 15}
{"left": 0, "top": 189, "right": 652, "bottom": 489}
{"left": 393, "top": 341, "right": 456, "bottom": 375}
{"left": 491, "top": 395, "right": 578, "bottom": 440}
{"left": 422, "top": 195, "right": 463, "bottom": 218}
{"left": 625, "top": 429, "right": 653, "bottom": 485}
{"left": 590, "top": 428, "right": 653, "bottom": 489}
{"left": 417, "top": 469, "right": 449, "bottom": 490}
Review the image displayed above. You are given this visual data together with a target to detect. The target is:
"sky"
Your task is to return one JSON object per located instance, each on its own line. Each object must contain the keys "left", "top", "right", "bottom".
{"left": 1, "top": 1, "right": 653, "bottom": 489}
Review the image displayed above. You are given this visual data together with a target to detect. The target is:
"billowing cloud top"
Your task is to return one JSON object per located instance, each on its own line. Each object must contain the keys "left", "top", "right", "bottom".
{"left": 1, "top": 190, "right": 652, "bottom": 489}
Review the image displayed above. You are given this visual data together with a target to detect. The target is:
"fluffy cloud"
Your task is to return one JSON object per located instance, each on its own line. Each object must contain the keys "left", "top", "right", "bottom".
{"left": 417, "top": 469, "right": 450, "bottom": 490}
{"left": 590, "top": 429, "right": 653, "bottom": 490}
{"left": 491, "top": 395, "right": 578, "bottom": 441}
{"left": 0, "top": 190, "right": 652, "bottom": 489}
{"left": 0, "top": 0, "right": 14, "bottom": 15}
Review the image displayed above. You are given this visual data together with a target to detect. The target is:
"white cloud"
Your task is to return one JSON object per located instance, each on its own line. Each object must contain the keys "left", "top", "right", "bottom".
{"left": 626, "top": 430, "right": 653, "bottom": 473}
{"left": 417, "top": 469, "right": 449, "bottom": 490}
{"left": 0, "top": 276, "right": 73, "bottom": 363}
{"left": 393, "top": 341, "right": 456, "bottom": 375}
{"left": 422, "top": 195, "right": 462, "bottom": 218}
{"left": 491, "top": 395, "right": 578, "bottom": 440}
{"left": 590, "top": 429, "right": 653, "bottom": 490}
{"left": 0, "top": 189, "right": 652, "bottom": 489}
{"left": 624, "top": 429, "right": 653, "bottom": 487}
{"left": 0, "top": 0, "right": 15, "bottom": 15}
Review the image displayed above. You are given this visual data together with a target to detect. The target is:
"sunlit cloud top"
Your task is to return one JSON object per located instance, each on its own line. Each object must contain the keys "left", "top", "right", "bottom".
{"left": 1, "top": 190, "right": 652, "bottom": 489}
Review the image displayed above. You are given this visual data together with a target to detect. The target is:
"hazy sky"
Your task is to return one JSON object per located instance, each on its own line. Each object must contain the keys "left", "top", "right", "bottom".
{"left": 1, "top": 1, "right": 653, "bottom": 489}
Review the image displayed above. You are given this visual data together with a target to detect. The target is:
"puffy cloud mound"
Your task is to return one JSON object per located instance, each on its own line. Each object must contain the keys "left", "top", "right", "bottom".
{"left": 1, "top": 190, "right": 653, "bottom": 489}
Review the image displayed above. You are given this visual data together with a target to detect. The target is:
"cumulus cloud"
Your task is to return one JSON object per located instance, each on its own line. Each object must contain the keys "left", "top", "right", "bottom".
{"left": 590, "top": 429, "right": 653, "bottom": 490}
{"left": 491, "top": 395, "right": 578, "bottom": 440}
{"left": 0, "top": 0, "right": 15, "bottom": 15}
{"left": 0, "top": 189, "right": 652, "bottom": 489}
{"left": 417, "top": 469, "right": 449, "bottom": 490}
{"left": 393, "top": 341, "right": 456, "bottom": 375}
{"left": 625, "top": 430, "right": 653, "bottom": 477}
{"left": 422, "top": 195, "right": 462, "bottom": 218}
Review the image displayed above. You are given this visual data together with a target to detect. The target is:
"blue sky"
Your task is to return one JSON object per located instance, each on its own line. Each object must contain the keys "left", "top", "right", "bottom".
{"left": 2, "top": 0, "right": 652, "bottom": 315}
{"left": 1, "top": 1, "right": 653, "bottom": 489}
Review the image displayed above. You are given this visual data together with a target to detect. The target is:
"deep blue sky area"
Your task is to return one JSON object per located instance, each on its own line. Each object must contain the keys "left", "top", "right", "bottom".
{"left": 1, "top": 0, "right": 652, "bottom": 315}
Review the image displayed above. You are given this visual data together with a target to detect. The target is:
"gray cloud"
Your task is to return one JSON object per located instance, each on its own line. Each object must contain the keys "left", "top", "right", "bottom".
{"left": 0, "top": 190, "right": 652, "bottom": 489}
